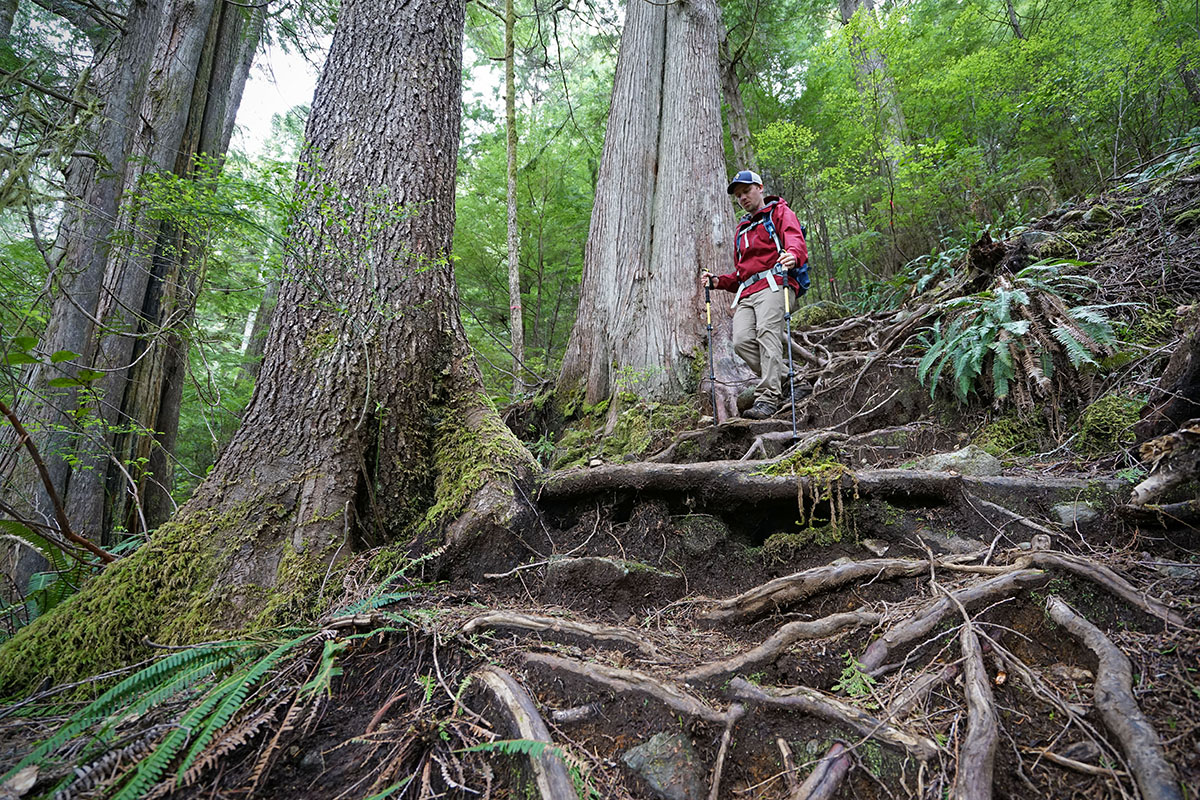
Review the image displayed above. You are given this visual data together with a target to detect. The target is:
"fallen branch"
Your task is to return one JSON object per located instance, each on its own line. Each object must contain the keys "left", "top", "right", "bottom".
{"left": 471, "top": 666, "right": 580, "bottom": 800}
{"left": 1045, "top": 596, "right": 1182, "bottom": 800}
{"left": 728, "top": 677, "right": 939, "bottom": 762}
{"left": 461, "top": 611, "right": 659, "bottom": 657}
{"left": 0, "top": 398, "right": 115, "bottom": 564}
{"left": 703, "top": 560, "right": 927, "bottom": 622}
{"left": 1029, "top": 552, "right": 1185, "bottom": 627}
{"left": 521, "top": 653, "right": 727, "bottom": 724}
{"left": 684, "top": 610, "right": 880, "bottom": 683}
{"left": 1018, "top": 746, "right": 1129, "bottom": 779}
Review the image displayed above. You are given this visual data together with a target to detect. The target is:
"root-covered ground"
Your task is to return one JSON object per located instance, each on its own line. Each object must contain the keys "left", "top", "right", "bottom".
{"left": 2, "top": 167, "right": 1199, "bottom": 800}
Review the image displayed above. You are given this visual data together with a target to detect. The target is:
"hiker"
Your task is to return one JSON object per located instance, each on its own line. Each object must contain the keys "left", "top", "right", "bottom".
{"left": 702, "top": 170, "right": 808, "bottom": 420}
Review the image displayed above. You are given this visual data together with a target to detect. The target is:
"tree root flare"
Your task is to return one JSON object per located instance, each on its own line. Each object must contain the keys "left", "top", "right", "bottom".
{"left": 470, "top": 666, "right": 580, "bottom": 800}
{"left": 521, "top": 652, "right": 728, "bottom": 724}
{"left": 684, "top": 610, "right": 880, "bottom": 684}
{"left": 461, "top": 611, "right": 659, "bottom": 657}
{"left": 1045, "top": 596, "right": 1183, "bottom": 800}
{"left": 728, "top": 677, "right": 939, "bottom": 761}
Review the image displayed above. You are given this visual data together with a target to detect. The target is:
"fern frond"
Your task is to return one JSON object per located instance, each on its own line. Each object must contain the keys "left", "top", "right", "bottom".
{"left": 174, "top": 632, "right": 316, "bottom": 782}
{"left": 464, "top": 738, "right": 566, "bottom": 762}
{"left": 337, "top": 591, "right": 416, "bottom": 615}
{"left": 1052, "top": 326, "right": 1098, "bottom": 368}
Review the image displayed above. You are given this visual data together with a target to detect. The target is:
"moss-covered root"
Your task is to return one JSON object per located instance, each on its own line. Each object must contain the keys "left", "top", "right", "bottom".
{"left": 424, "top": 392, "right": 538, "bottom": 552}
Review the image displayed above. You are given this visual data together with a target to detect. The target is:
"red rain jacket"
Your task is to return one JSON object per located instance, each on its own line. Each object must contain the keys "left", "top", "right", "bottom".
{"left": 712, "top": 196, "right": 807, "bottom": 300}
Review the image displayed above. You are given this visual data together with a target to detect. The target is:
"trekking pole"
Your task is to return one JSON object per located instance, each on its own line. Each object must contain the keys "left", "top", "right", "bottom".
{"left": 704, "top": 281, "right": 717, "bottom": 425}
{"left": 783, "top": 278, "right": 797, "bottom": 440}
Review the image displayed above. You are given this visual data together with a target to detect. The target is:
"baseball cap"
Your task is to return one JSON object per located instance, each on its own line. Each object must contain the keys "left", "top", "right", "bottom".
{"left": 727, "top": 170, "right": 763, "bottom": 194}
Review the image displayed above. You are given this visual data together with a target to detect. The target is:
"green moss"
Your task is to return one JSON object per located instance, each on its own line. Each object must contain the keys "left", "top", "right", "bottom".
{"left": 1076, "top": 392, "right": 1144, "bottom": 457}
{"left": 1172, "top": 208, "right": 1200, "bottom": 228}
{"left": 794, "top": 301, "right": 850, "bottom": 328}
{"left": 0, "top": 503, "right": 258, "bottom": 694}
{"left": 419, "top": 392, "right": 536, "bottom": 534}
{"left": 762, "top": 526, "right": 842, "bottom": 562}
{"left": 1125, "top": 303, "right": 1177, "bottom": 345}
{"left": 973, "top": 414, "right": 1043, "bottom": 458}
{"left": 550, "top": 398, "right": 698, "bottom": 469}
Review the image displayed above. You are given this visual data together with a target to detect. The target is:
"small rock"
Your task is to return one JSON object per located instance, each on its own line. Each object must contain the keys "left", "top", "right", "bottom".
{"left": 622, "top": 733, "right": 705, "bottom": 800}
{"left": 861, "top": 538, "right": 890, "bottom": 556}
{"left": 1016, "top": 541, "right": 1032, "bottom": 551}
{"left": 1049, "top": 663, "right": 1094, "bottom": 684}
{"left": 300, "top": 749, "right": 324, "bottom": 770}
{"left": 1059, "top": 741, "right": 1102, "bottom": 764}
{"left": 1154, "top": 563, "right": 1199, "bottom": 580}
{"left": 1030, "top": 533, "right": 1052, "bottom": 551}
{"left": 913, "top": 445, "right": 1003, "bottom": 476}
{"left": 805, "top": 739, "right": 821, "bottom": 755}
{"left": 587, "top": 457, "right": 605, "bottom": 468}
{"left": 830, "top": 556, "right": 855, "bottom": 567}
{"left": 1059, "top": 208, "right": 1086, "bottom": 226}
{"left": 1050, "top": 501, "right": 1099, "bottom": 527}
{"left": 919, "top": 529, "right": 987, "bottom": 555}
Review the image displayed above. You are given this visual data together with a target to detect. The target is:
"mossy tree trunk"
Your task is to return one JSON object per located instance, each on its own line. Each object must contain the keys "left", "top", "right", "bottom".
{"left": 0, "top": 0, "right": 534, "bottom": 692}
{"left": 556, "top": 0, "right": 731, "bottom": 406}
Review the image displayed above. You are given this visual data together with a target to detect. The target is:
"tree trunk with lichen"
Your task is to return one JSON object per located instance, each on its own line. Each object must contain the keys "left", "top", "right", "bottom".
{"left": 0, "top": 0, "right": 533, "bottom": 692}
{"left": 556, "top": 0, "right": 730, "bottom": 407}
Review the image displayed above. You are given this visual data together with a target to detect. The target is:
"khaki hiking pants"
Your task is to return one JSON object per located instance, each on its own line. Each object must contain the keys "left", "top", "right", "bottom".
{"left": 732, "top": 286, "right": 795, "bottom": 407}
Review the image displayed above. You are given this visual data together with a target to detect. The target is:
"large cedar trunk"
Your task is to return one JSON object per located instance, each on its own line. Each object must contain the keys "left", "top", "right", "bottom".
{"left": 0, "top": 0, "right": 532, "bottom": 690}
{"left": 556, "top": 0, "right": 731, "bottom": 405}
{"left": 3, "top": 0, "right": 263, "bottom": 589}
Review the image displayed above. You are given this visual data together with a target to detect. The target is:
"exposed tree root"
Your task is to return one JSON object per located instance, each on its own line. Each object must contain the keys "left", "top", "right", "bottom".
{"left": 470, "top": 666, "right": 580, "bottom": 800}
{"left": 740, "top": 429, "right": 849, "bottom": 463}
{"left": 728, "top": 677, "right": 939, "bottom": 761}
{"left": 702, "top": 560, "right": 928, "bottom": 622}
{"left": 684, "top": 610, "right": 881, "bottom": 683}
{"left": 1045, "top": 596, "right": 1183, "bottom": 800}
{"left": 859, "top": 569, "right": 1048, "bottom": 672}
{"left": 708, "top": 702, "right": 744, "bottom": 800}
{"left": 521, "top": 652, "right": 728, "bottom": 724}
{"left": 1028, "top": 551, "right": 1186, "bottom": 627}
{"left": 1117, "top": 499, "right": 1200, "bottom": 526}
{"left": 461, "top": 611, "right": 659, "bottom": 657}
{"left": 954, "top": 621, "right": 998, "bottom": 800}
{"left": 794, "top": 741, "right": 851, "bottom": 800}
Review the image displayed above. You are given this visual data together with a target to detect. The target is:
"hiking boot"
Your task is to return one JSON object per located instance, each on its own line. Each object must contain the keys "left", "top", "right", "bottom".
{"left": 742, "top": 400, "right": 778, "bottom": 420}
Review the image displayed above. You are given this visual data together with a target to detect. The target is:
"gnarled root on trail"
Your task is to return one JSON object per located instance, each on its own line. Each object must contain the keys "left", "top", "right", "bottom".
{"left": 794, "top": 742, "right": 852, "bottom": 800}
{"left": 1028, "top": 551, "right": 1185, "bottom": 627}
{"left": 1117, "top": 498, "right": 1200, "bottom": 525}
{"left": 470, "top": 666, "right": 579, "bottom": 800}
{"left": 684, "top": 610, "right": 881, "bottom": 684}
{"left": 1044, "top": 596, "right": 1183, "bottom": 800}
{"left": 703, "top": 559, "right": 928, "bottom": 623}
{"left": 521, "top": 652, "right": 728, "bottom": 724}
{"left": 461, "top": 611, "right": 659, "bottom": 657}
{"left": 859, "top": 569, "right": 1048, "bottom": 672}
{"left": 954, "top": 622, "right": 998, "bottom": 800}
{"left": 728, "top": 677, "right": 939, "bottom": 762}
{"left": 889, "top": 663, "right": 960, "bottom": 719}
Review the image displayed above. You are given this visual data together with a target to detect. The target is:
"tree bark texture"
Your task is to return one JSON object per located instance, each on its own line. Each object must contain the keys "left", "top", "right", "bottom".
{"left": 0, "top": 0, "right": 536, "bottom": 691}
{"left": 504, "top": 0, "right": 526, "bottom": 393}
{"left": 557, "top": 0, "right": 731, "bottom": 404}
{"left": 3, "top": 0, "right": 263, "bottom": 588}
{"left": 718, "top": 40, "right": 754, "bottom": 171}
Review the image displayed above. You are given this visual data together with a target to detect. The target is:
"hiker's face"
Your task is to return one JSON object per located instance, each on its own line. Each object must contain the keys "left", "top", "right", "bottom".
{"left": 732, "top": 183, "right": 764, "bottom": 213}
